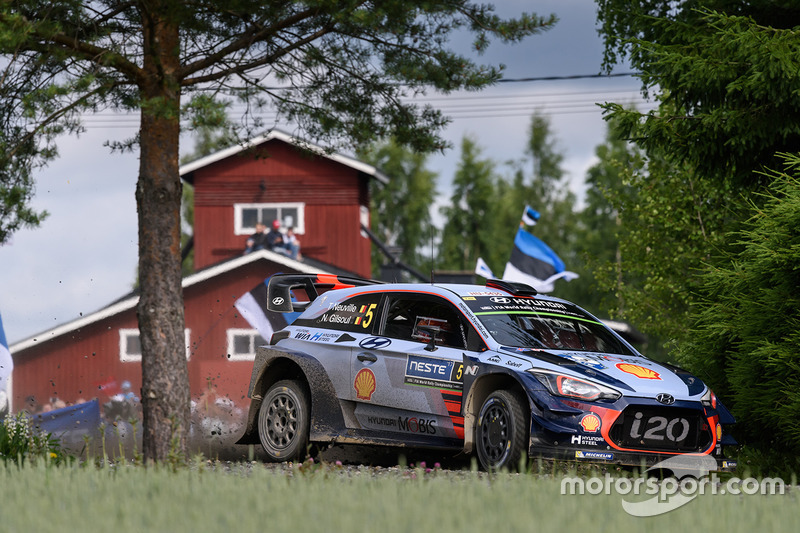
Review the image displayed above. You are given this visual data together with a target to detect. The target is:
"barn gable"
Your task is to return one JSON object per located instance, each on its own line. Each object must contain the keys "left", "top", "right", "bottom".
{"left": 8, "top": 250, "right": 334, "bottom": 417}
{"left": 180, "top": 129, "right": 387, "bottom": 276}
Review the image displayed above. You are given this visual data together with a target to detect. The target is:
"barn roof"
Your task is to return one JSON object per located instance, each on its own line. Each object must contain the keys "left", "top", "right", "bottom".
{"left": 179, "top": 129, "right": 389, "bottom": 185}
{"left": 10, "top": 249, "right": 334, "bottom": 354}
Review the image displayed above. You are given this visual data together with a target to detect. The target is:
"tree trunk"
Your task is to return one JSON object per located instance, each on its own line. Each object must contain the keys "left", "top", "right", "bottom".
{"left": 136, "top": 5, "right": 189, "bottom": 463}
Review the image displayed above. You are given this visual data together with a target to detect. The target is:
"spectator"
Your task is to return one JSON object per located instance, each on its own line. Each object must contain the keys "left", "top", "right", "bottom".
{"left": 243, "top": 222, "right": 268, "bottom": 254}
{"left": 284, "top": 227, "right": 302, "bottom": 260}
{"left": 264, "top": 219, "right": 287, "bottom": 253}
{"left": 113, "top": 380, "right": 138, "bottom": 403}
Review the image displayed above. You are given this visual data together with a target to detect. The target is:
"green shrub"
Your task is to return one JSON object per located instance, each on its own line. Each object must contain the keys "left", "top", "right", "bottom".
{"left": 677, "top": 153, "right": 800, "bottom": 470}
{"left": 0, "top": 412, "right": 68, "bottom": 466}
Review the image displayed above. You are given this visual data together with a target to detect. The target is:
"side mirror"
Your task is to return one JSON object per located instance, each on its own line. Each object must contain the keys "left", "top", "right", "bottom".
{"left": 417, "top": 325, "right": 441, "bottom": 352}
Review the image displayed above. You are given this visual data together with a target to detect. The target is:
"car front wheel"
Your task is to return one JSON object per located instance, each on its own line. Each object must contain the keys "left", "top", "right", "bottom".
{"left": 475, "top": 389, "right": 528, "bottom": 471}
{"left": 257, "top": 379, "right": 310, "bottom": 462}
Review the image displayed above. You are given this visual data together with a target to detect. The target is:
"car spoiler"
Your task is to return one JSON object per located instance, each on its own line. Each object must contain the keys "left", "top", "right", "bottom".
{"left": 267, "top": 273, "right": 383, "bottom": 313}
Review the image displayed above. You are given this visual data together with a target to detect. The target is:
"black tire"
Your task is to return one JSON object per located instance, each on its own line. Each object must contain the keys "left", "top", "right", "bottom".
{"left": 475, "top": 389, "right": 528, "bottom": 471}
{"left": 257, "top": 379, "right": 310, "bottom": 462}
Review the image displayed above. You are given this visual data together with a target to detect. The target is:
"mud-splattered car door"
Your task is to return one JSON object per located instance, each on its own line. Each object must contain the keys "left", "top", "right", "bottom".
{"left": 350, "top": 293, "right": 469, "bottom": 445}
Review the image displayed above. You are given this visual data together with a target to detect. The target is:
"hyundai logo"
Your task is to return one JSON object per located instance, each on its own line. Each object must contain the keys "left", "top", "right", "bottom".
{"left": 272, "top": 297, "right": 285, "bottom": 306}
{"left": 656, "top": 393, "right": 675, "bottom": 405}
{"left": 359, "top": 337, "right": 392, "bottom": 350}
{"left": 490, "top": 297, "right": 510, "bottom": 303}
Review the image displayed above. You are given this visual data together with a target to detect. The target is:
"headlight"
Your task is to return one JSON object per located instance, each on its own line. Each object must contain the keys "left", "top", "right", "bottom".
{"left": 530, "top": 370, "right": 621, "bottom": 401}
{"left": 700, "top": 387, "right": 717, "bottom": 409}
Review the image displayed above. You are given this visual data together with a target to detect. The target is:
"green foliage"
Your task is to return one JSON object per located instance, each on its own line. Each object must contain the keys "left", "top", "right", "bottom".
{"left": 0, "top": 61, "right": 54, "bottom": 243}
{"left": 438, "top": 112, "right": 580, "bottom": 286}
{"left": 0, "top": 169, "right": 48, "bottom": 244}
{"left": 0, "top": 413, "right": 68, "bottom": 466}
{"left": 595, "top": 4, "right": 800, "bottom": 343}
{"left": 493, "top": 112, "right": 578, "bottom": 277}
{"left": 1, "top": 1, "right": 554, "bottom": 461}
{"left": 599, "top": 7, "right": 800, "bottom": 189}
{"left": 0, "top": 460, "right": 798, "bottom": 532}
{"left": 439, "top": 135, "right": 502, "bottom": 271}
{"left": 571, "top": 120, "right": 641, "bottom": 313}
{"left": 676, "top": 154, "right": 800, "bottom": 455}
{"left": 593, "top": 149, "right": 732, "bottom": 341}
{"left": 357, "top": 139, "right": 438, "bottom": 277}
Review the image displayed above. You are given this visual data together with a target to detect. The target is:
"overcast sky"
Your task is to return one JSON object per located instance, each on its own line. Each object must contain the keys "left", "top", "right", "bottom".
{"left": 0, "top": 1, "right": 649, "bottom": 344}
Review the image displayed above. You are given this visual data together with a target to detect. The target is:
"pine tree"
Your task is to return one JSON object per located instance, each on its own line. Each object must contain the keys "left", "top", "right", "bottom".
{"left": 0, "top": 1, "right": 554, "bottom": 461}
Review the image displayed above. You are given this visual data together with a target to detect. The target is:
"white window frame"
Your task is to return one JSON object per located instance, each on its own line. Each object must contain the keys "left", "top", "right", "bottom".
{"left": 226, "top": 328, "right": 267, "bottom": 361}
{"left": 234, "top": 202, "right": 305, "bottom": 235}
{"left": 119, "top": 329, "right": 192, "bottom": 363}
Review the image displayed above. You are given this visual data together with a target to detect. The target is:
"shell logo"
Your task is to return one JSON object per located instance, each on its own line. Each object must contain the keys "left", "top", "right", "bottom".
{"left": 354, "top": 368, "right": 377, "bottom": 400}
{"left": 580, "top": 413, "right": 601, "bottom": 432}
{"left": 616, "top": 363, "right": 661, "bottom": 380}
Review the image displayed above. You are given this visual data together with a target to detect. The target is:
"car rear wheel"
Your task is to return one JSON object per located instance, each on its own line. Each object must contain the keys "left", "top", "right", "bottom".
{"left": 258, "top": 379, "right": 310, "bottom": 462}
{"left": 476, "top": 389, "right": 528, "bottom": 471}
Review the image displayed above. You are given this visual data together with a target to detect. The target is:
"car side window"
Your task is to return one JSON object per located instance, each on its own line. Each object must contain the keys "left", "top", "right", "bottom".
{"left": 382, "top": 295, "right": 467, "bottom": 350}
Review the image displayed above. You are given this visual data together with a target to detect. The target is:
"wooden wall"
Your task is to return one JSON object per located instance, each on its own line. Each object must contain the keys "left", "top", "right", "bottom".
{"left": 191, "top": 140, "right": 372, "bottom": 276}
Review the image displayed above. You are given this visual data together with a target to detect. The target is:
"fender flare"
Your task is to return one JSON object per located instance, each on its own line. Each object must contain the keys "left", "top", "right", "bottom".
{"left": 236, "top": 346, "right": 345, "bottom": 445}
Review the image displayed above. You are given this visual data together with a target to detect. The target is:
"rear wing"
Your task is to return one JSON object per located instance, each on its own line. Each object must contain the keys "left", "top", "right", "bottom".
{"left": 267, "top": 273, "right": 383, "bottom": 313}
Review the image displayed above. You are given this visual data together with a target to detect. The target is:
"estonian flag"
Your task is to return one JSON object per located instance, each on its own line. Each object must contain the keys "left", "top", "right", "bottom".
{"left": 502, "top": 227, "right": 578, "bottom": 293}
{"left": 474, "top": 257, "right": 495, "bottom": 279}
{"left": 522, "top": 205, "right": 540, "bottom": 226}
{"left": 234, "top": 277, "right": 300, "bottom": 344}
{"left": 0, "top": 311, "right": 12, "bottom": 416}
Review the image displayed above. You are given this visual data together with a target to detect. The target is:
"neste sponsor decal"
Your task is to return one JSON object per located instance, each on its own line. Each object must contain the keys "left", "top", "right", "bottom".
{"left": 404, "top": 355, "right": 464, "bottom": 390}
{"left": 408, "top": 358, "right": 450, "bottom": 377}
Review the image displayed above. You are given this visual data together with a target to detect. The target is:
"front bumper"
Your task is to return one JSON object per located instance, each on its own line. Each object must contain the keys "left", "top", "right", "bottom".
{"left": 528, "top": 442, "right": 737, "bottom": 472}
{"left": 526, "top": 391, "right": 737, "bottom": 472}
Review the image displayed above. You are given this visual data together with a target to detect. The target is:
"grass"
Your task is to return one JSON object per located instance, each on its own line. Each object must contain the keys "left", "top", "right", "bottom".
{"left": 0, "top": 459, "right": 797, "bottom": 533}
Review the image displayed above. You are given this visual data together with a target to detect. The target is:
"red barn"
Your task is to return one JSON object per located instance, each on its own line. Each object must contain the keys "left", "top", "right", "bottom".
{"left": 8, "top": 130, "right": 387, "bottom": 449}
{"left": 181, "top": 129, "right": 386, "bottom": 275}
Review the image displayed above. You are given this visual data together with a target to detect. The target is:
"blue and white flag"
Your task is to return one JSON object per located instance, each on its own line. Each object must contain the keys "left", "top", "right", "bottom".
{"left": 474, "top": 257, "right": 495, "bottom": 279}
{"left": 521, "top": 205, "right": 541, "bottom": 226}
{"left": 0, "top": 311, "right": 13, "bottom": 416}
{"left": 502, "top": 227, "right": 578, "bottom": 293}
{"left": 234, "top": 277, "right": 300, "bottom": 344}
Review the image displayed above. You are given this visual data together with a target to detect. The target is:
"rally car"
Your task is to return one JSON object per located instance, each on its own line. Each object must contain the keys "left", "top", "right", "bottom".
{"left": 237, "top": 274, "right": 736, "bottom": 471}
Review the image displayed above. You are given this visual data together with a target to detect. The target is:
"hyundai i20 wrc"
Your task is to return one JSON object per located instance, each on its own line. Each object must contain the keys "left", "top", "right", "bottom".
{"left": 237, "top": 274, "right": 736, "bottom": 471}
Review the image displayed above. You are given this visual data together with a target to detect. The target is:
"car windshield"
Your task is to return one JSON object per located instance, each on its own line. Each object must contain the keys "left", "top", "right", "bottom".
{"left": 462, "top": 295, "right": 635, "bottom": 355}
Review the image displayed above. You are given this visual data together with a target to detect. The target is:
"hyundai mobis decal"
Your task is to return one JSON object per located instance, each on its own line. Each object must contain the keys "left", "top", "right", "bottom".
{"left": 354, "top": 404, "right": 458, "bottom": 438}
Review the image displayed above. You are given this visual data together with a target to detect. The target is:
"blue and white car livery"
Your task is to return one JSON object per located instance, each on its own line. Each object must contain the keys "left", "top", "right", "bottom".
{"left": 237, "top": 274, "right": 736, "bottom": 471}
